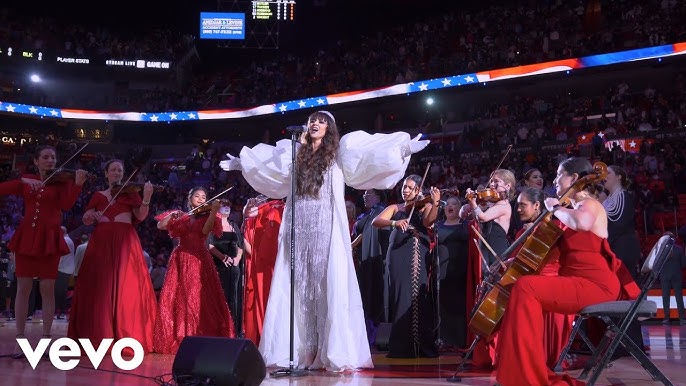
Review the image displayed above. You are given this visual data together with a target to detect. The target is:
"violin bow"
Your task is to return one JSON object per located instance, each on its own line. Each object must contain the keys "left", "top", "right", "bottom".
{"left": 160, "top": 186, "right": 236, "bottom": 221}
{"left": 470, "top": 224, "right": 507, "bottom": 272}
{"left": 405, "top": 161, "right": 431, "bottom": 223}
{"left": 185, "top": 186, "right": 235, "bottom": 217}
{"left": 96, "top": 168, "right": 140, "bottom": 222}
{"left": 487, "top": 144, "right": 512, "bottom": 182}
{"left": 42, "top": 142, "right": 89, "bottom": 184}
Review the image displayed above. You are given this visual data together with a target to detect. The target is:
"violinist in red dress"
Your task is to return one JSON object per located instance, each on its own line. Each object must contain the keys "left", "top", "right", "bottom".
{"left": 68, "top": 159, "right": 158, "bottom": 353}
{"left": 153, "top": 187, "right": 235, "bottom": 354}
{"left": 0, "top": 145, "right": 87, "bottom": 357}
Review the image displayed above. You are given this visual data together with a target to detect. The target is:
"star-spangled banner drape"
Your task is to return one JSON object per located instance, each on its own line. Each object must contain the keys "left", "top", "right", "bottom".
{"left": 1, "top": 42, "right": 685, "bottom": 123}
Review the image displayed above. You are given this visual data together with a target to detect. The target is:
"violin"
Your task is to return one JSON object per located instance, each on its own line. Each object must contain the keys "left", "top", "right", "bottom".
{"left": 43, "top": 168, "right": 96, "bottom": 185}
{"left": 110, "top": 182, "right": 165, "bottom": 196}
{"left": 189, "top": 199, "right": 232, "bottom": 216}
{"left": 466, "top": 188, "right": 507, "bottom": 204}
{"left": 405, "top": 188, "right": 460, "bottom": 210}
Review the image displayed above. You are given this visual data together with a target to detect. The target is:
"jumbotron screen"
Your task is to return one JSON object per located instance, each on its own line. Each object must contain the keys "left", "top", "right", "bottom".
{"left": 199, "top": 1, "right": 295, "bottom": 40}
{"left": 199, "top": 12, "right": 246, "bottom": 40}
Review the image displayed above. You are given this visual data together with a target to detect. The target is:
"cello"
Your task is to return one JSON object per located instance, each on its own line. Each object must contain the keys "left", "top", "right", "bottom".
{"left": 468, "top": 161, "right": 608, "bottom": 338}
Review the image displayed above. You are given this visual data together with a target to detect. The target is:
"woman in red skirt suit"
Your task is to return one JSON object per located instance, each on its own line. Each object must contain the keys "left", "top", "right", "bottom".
{"left": 68, "top": 159, "right": 157, "bottom": 353}
{"left": 153, "top": 187, "right": 234, "bottom": 354}
{"left": 0, "top": 145, "right": 87, "bottom": 356}
{"left": 496, "top": 157, "right": 639, "bottom": 386}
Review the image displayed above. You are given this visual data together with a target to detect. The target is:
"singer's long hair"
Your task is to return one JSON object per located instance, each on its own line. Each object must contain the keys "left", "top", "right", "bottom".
{"left": 296, "top": 111, "right": 340, "bottom": 198}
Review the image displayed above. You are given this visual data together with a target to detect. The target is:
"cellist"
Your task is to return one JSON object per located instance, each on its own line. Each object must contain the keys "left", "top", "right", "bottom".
{"left": 495, "top": 157, "right": 640, "bottom": 386}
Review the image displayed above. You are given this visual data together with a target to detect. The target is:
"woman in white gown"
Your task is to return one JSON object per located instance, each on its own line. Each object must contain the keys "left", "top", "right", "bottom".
{"left": 220, "top": 110, "right": 429, "bottom": 371}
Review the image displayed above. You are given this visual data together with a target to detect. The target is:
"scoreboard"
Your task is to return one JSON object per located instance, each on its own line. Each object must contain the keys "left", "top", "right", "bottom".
{"left": 252, "top": 0, "right": 296, "bottom": 21}
{"left": 201, "top": 1, "right": 296, "bottom": 48}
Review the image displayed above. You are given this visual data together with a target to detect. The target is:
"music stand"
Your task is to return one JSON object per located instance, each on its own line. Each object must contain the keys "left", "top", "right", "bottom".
{"left": 270, "top": 126, "right": 309, "bottom": 379}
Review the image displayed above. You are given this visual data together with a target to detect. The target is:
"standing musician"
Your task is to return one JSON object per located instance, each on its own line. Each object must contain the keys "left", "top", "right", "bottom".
{"left": 0, "top": 145, "right": 87, "bottom": 357}
{"left": 156, "top": 187, "right": 235, "bottom": 354}
{"left": 68, "top": 159, "right": 158, "bottom": 353}
{"left": 372, "top": 175, "right": 441, "bottom": 358}
{"left": 495, "top": 157, "right": 640, "bottom": 386}
{"left": 464, "top": 169, "right": 516, "bottom": 270}
{"left": 463, "top": 169, "right": 516, "bottom": 369}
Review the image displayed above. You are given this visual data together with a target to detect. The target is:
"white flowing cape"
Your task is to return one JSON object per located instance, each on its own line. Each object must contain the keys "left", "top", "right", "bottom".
{"left": 234, "top": 130, "right": 424, "bottom": 371}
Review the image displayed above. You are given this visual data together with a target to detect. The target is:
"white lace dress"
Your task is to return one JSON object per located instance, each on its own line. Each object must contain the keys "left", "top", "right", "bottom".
{"left": 223, "top": 130, "right": 428, "bottom": 371}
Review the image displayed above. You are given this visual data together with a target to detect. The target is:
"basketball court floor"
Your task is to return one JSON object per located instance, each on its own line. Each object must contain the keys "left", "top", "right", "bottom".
{"left": 0, "top": 319, "right": 683, "bottom": 385}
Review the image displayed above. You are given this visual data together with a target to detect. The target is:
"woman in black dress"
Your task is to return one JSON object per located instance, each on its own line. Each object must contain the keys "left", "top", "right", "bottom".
{"left": 602, "top": 164, "right": 644, "bottom": 355}
{"left": 434, "top": 196, "right": 469, "bottom": 349}
{"left": 372, "top": 174, "right": 441, "bottom": 358}
{"left": 603, "top": 165, "right": 642, "bottom": 276}
{"left": 208, "top": 204, "right": 245, "bottom": 336}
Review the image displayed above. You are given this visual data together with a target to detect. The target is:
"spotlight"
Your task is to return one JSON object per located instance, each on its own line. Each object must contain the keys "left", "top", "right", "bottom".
{"left": 30, "top": 74, "right": 41, "bottom": 83}
{"left": 426, "top": 97, "right": 434, "bottom": 106}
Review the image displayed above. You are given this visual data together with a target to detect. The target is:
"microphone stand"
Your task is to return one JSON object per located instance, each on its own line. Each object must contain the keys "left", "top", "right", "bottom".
{"left": 238, "top": 252, "right": 246, "bottom": 339}
{"left": 432, "top": 215, "right": 443, "bottom": 351}
{"left": 270, "top": 127, "right": 309, "bottom": 379}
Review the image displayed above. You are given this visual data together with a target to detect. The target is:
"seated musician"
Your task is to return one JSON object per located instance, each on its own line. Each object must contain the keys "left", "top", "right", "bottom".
{"left": 495, "top": 157, "right": 639, "bottom": 386}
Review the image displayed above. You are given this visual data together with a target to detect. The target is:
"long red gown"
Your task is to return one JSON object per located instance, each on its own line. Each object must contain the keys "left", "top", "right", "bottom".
{"left": 68, "top": 192, "right": 157, "bottom": 353}
{"left": 153, "top": 212, "right": 235, "bottom": 354}
{"left": 0, "top": 176, "right": 81, "bottom": 278}
{"left": 242, "top": 199, "right": 283, "bottom": 346}
{"left": 495, "top": 228, "right": 640, "bottom": 386}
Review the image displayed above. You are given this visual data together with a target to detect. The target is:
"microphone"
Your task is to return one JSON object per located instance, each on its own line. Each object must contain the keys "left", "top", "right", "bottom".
{"left": 285, "top": 125, "right": 307, "bottom": 133}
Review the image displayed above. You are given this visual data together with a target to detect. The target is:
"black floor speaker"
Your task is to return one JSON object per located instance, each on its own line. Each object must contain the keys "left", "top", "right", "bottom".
{"left": 172, "top": 337, "right": 266, "bottom": 386}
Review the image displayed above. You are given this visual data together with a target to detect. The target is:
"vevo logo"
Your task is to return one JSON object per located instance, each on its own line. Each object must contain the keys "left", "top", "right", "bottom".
{"left": 17, "top": 337, "right": 144, "bottom": 370}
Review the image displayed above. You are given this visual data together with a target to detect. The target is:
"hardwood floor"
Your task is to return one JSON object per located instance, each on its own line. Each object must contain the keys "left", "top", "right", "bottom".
{"left": 0, "top": 318, "right": 684, "bottom": 385}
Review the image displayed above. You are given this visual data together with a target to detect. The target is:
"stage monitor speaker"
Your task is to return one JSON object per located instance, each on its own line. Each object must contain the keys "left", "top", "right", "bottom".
{"left": 172, "top": 337, "right": 266, "bottom": 386}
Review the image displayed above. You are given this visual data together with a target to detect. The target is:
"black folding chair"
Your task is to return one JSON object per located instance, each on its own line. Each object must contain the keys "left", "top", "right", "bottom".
{"left": 554, "top": 234, "right": 675, "bottom": 386}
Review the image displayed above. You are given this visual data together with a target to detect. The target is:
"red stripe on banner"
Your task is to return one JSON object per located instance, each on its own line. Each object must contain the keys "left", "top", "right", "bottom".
{"left": 477, "top": 58, "right": 581, "bottom": 80}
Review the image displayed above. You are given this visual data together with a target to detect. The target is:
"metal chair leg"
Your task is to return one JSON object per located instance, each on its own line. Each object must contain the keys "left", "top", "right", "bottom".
{"left": 553, "top": 315, "right": 585, "bottom": 372}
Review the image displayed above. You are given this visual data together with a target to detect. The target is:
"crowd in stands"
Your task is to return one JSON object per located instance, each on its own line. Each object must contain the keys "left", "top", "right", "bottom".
{"left": 2, "top": 71, "right": 685, "bottom": 295}
{"left": 2, "top": 0, "right": 686, "bottom": 111}
{"left": 192, "top": 0, "right": 686, "bottom": 110}
{"left": 0, "top": 7, "right": 192, "bottom": 62}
